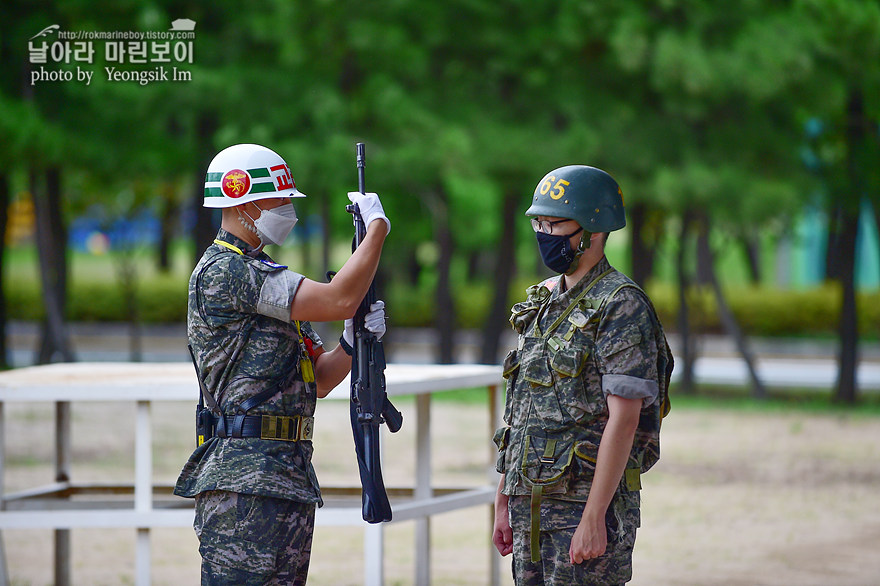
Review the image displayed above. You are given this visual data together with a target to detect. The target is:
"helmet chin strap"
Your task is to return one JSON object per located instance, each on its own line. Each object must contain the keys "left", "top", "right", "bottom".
{"left": 564, "top": 231, "right": 592, "bottom": 275}
{"left": 237, "top": 207, "right": 266, "bottom": 251}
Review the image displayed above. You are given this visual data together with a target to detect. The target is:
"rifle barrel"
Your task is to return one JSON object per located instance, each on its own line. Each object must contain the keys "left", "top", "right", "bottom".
{"left": 356, "top": 142, "right": 366, "bottom": 194}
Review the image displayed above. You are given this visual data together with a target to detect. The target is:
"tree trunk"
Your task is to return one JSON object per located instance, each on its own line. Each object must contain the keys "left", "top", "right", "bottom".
{"left": 698, "top": 217, "right": 767, "bottom": 399}
{"left": 466, "top": 250, "right": 481, "bottom": 282}
{"left": 695, "top": 226, "right": 713, "bottom": 286}
{"left": 834, "top": 87, "right": 867, "bottom": 404}
{"left": 0, "top": 173, "right": 9, "bottom": 369}
{"left": 676, "top": 211, "right": 696, "bottom": 394}
{"left": 193, "top": 114, "right": 218, "bottom": 266}
{"left": 741, "top": 235, "right": 762, "bottom": 284}
{"left": 157, "top": 184, "right": 175, "bottom": 272}
{"left": 835, "top": 209, "right": 859, "bottom": 403}
{"left": 33, "top": 167, "right": 74, "bottom": 364}
{"left": 480, "top": 189, "right": 518, "bottom": 365}
{"left": 824, "top": 205, "right": 842, "bottom": 282}
{"left": 629, "top": 202, "right": 656, "bottom": 287}
{"left": 428, "top": 189, "right": 455, "bottom": 364}
{"left": 406, "top": 248, "right": 421, "bottom": 286}
{"left": 114, "top": 244, "right": 142, "bottom": 362}
{"left": 298, "top": 224, "right": 312, "bottom": 277}
{"left": 320, "top": 192, "right": 331, "bottom": 278}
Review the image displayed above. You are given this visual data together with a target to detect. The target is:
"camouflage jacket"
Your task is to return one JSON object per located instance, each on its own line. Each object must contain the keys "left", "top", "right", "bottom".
{"left": 494, "top": 257, "right": 672, "bottom": 501}
{"left": 174, "top": 230, "right": 324, "bottom": 505}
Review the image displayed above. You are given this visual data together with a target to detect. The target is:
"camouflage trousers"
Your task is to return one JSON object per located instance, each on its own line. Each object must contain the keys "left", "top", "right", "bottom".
{"left": 508, "top": 491, "right": 639, "bottom": 585}
{"left": 194, "top": 490, "right": 316, "bottom": 586}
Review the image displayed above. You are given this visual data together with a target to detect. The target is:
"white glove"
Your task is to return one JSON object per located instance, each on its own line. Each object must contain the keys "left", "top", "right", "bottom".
{"left": 364, "top": 300, "right": 386, "bottom": 340}
{"left": 343, "top": 318, "right": 354, "bottom": 347}
{"left": 341, "top": 300, "right": 386, "bottom": 350}
{"left": 347, "top": 191, "right": 390, "bottom": 235}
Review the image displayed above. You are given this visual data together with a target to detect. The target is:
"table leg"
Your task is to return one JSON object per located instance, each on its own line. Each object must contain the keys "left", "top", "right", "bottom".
{"left": 54, "top": 401, "right": 71, "bottom": 586}
{"left": 415, "top": 393, "right": 432, "bottom": 585}
{"left": 135, "top": 401, "right": 152, "bottom": 586}
{"left": 488, "top": 384, "right": 502, "bottom": 586}
{"left": 364, "top": 521, "right": 384, "bottom": 586}
{"left": 0, "top": 401, "right": 7, "bottom": 586}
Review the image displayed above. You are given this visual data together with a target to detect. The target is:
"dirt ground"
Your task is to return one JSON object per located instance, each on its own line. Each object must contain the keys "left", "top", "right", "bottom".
{"left": 2, "top": 396, "right": 880, "bottom": 585}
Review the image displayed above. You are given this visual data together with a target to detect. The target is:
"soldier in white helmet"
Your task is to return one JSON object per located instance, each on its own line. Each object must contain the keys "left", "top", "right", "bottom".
{"left": 175, "top": 144, "right": 389, "bottom": 584}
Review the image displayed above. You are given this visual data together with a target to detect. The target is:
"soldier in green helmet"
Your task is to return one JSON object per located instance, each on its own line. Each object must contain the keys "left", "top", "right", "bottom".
{"left": 492, "top": 165, "right": 673, "bottom": 585}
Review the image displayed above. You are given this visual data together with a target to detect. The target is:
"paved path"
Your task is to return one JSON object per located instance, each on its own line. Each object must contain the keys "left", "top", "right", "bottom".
{"left": 678, "top": 356, "right": 880, "bottom": 391}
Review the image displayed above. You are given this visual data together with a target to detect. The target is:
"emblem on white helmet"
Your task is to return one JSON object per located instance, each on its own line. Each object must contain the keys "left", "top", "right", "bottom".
{"left": 203, "top": 144, "right": 306, "bottom": 208}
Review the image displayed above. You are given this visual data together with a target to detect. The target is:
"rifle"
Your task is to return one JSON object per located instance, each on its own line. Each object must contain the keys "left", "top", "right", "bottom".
{"left": 347, "top": 142, "right": 403, "bottom": 523}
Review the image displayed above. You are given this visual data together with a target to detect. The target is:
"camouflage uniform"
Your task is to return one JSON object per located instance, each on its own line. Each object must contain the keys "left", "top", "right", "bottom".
{"left": 175, "top": 229, "right": 323, "bottom": 585}
{"left": 195, "top": 490, "right": 315, "bottom": 585}
{"left": 494, "top": 257, "right": 672, "bottom": 585}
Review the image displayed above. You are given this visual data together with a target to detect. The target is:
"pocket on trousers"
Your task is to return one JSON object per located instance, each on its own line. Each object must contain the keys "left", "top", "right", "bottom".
{"left": 605, "top": 491, "right": 640, "bottom": 547}
{"left": 199, "top": 529, "right": 276, "bottom": 579}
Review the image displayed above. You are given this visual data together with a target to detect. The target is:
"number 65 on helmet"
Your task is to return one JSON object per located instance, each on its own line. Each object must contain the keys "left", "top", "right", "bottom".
{"left": 526, "top": 165, "right": 626, "bottom": 233}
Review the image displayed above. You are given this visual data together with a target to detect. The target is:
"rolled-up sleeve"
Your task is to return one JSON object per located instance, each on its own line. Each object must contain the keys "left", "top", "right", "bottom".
{"left": 256, "top": 269, "right": 303, "bottom": 322}
{"left": 595, "top": 289, "right": 661, "bottom": 407}
{"left": 602, "top": 374, "right": 659, "bottom": 406}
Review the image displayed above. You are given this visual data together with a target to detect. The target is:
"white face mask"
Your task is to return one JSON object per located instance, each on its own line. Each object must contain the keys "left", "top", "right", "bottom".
{"left": 249, "top": 203, "right": 298, "bottom": 246}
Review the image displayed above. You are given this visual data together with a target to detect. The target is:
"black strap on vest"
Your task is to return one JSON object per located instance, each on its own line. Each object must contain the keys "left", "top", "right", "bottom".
{"left": 228, "top": 386, "right": 281, "bottom": 438}
{"left": 191, "top": 240, "right": 286, "bottom": 442}
{"left": 189, "top": 344, "right": 220, "bottom": 414}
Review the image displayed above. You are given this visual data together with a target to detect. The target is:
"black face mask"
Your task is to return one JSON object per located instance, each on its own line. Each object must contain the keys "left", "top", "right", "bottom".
{"left": 536, "top": 226, "right": 584, "bottom": 274}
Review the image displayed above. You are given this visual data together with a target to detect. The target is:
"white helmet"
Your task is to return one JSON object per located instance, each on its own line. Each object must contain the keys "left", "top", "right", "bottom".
{"left": 203, "top": 143, "right": 306, "bottom": 208}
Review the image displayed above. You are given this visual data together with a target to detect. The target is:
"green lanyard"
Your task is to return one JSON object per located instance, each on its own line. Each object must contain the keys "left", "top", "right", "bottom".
{"left": 533, "top": 267, "right": 613, "bottom": 338}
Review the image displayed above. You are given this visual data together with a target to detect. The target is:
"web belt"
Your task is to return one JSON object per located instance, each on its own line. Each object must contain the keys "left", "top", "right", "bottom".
{"left": 212, "top": 414, "right": 314, "bottom": 442}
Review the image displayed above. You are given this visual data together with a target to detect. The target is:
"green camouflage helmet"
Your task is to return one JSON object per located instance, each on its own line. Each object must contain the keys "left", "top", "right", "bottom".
{"left": 525, "top": 165, "right": 626, "bottom": 232}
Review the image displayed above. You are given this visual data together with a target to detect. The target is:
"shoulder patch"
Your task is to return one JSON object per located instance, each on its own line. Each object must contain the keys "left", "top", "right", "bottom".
{"left": 257, "top": 259, "right": 288, "bottom": 270}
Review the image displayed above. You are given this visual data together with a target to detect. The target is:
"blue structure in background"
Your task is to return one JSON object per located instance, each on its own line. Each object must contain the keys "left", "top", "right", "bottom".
{"left": 856, "top": 199, "right": 880, "bottom": 289}
{"left": 69, "top": 209, "right": 161, "bottom": 252}
{"left": 792, "top": 116, "right": 880, "bottom": 291}
{"left": 787, "top": 199, "right": 880, "bottom": 290}
{"left": 67, "top": 205, "right": 324, "bottom": 253}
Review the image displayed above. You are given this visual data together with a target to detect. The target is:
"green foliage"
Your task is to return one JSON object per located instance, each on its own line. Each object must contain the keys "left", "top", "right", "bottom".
{"left": 648, "top": 283, "right": 880, "bottom": 339}
{"left": 133, "top": 275, "right": 189, "bottom": 322}
{"left": 6, "top": 267, "right": 879, "bottom": 341}
{"left": 385, "top": 280, "right": 493, "bottom": 329}
{"left": 6, "top": 280, "right": 41, "bottom": 321}
{"left": 6, "top": 273, "right": 188, "bottom": 324}
{"left": 3, "top": 0, "right": 880, "bottom": 384}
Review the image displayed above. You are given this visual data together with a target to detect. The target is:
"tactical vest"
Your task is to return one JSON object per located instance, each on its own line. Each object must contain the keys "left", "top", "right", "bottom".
{"left": 175, "top": 233, "right": 324, "bottom": 505}
{"left": 190, "top": 238, "right": 317, "bottom": 440}
{"left": 495, "top": 264, "right": 671, "bottom": 513}
{"left": 494, "top": 264, "right": 672, "bottom": 561}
